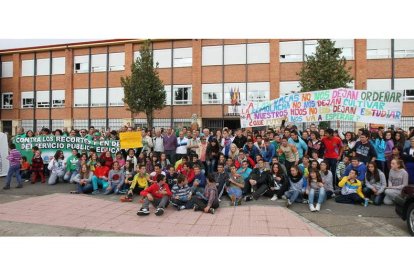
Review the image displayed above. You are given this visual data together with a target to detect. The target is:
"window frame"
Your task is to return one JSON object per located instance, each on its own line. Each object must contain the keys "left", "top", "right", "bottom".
{"left": 109, "top": 52, "right": 125, "bottom": 71}
{"left": 52, "top": 90, "right": 65, "bottom": 108}
{"left": 202, "top": 83, "right": 223, "bottom": 104}
{"left": 35, "top": 90, "right": 50, "bottom": 108}
{"left": 173, "top": 85, "right": 192, "bottom": 105}
{"left": 74, "top": 55, "right": 90, "bottom": 74}
{"left": 1, "top": 61, "right": 13, "bottom": 78}
{"left": 21, "top": 91, "right": 34, "bottom": 108}
{"left": 1, "top": 92, "right": 13, "bottom": 109}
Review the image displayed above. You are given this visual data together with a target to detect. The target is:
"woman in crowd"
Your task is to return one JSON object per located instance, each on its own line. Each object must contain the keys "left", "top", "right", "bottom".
{"left": 307, "top": 131, "right": 323, "bottom": 157}
{"left": 228, "top": 143, "right": 239, "bottom": 160}
{"left": 103, "top": 161, "right": 125, "bottom": 195}
{"left": 371, "top": 132, "right": 386, "bottom": 173}
{"left": 285, "top": 166, "right": 304, "bottom": 207}
{"left": 126, "top": 148, "right": 138, "bottom": 171}
{"left": 384, "top": 131, "right": 395, "bottom": 178}
{"left": 384, "top": 159, "right": 409, "bottom": 205}
{"left": 71, "top": 164, "right": 94, "bottom": 194}
{"left": 363, "top": 162, "right": 387, "bottom": 205}
{"left": 342, "top": 131, "right": 356, "bottom": 157}
{"left": 115, "top": 151, "right": 126, "bottom": 169}
{"left": 306, "top": 169, "right": 325, "bottom": 212}
{"left": 159, "top": 153, "right": 171, "bottom": 171}
{"left": 48, "top": 150, "right": 66, "bottom": 185}
{"left": 270, "top": 163, "right": 289, "bottom": 201}
{"left": 319, "top": 161, "right": 334, "bottom": 199}
{"left": 394, "top": 132, "right": 406, "bottom": 150}
{"left": 206, "top": 138, "right": 220, "bottom": 175}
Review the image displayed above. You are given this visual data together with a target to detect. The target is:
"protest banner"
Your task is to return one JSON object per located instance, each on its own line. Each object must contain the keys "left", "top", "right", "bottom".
{"left": 119, "top": 131, "right": 143, "bottom": 149}
{"left": 0, "top": 132, "right": 9, "bottom": 177}
{"left": 240, "top": 88, "right": 403, "bottom": 127}
{"left": 13, "top": 136, "right": 120, "bottom": 164}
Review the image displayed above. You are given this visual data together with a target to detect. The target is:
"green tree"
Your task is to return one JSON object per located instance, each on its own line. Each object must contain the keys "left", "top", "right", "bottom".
{"left": 121, "top": 40, "right": 166, "bottom": 130}
{"left": 298, "top": 39, "right": 353, "bottom": 129}
{"left": 298, "top": 39, "right": 353, "bottom": 92}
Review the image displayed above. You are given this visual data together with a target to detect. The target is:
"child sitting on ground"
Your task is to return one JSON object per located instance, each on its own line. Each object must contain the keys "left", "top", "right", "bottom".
{"left": 171, "top": 174, "right": 193, "bottom": 210}
{"left": 122, "top": 165, "right": 149, "bottom": 202}
{"left": 20, "top": 156, "right": 31, "bottom": 182}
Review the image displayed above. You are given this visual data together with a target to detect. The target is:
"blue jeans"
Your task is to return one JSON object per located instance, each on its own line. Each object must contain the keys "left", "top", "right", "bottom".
{"left": 64, "top": 171, "right": 77, "bottom": 183}
{"left": 6, "top": 165, "right": 22, "bottom": 187}
{"left": 324, "top": 158, "right": 338, "bottom": 187}
{"left": 207, "top": 159, "right": 217, "bottom": 175}
{"left": 285, "top": 190, "right": 302, "bottom": 203}
{"left": 227, "top": 186, "right": 243, "bottom": 199}
{"left": 308, "top": 187, "right": 326, "bottom": 205}
{"left": 91, "top": 176, "right": 108, "bottom": 190}
{"left": 77, "top": 183, "right": 94, "bottom": 194}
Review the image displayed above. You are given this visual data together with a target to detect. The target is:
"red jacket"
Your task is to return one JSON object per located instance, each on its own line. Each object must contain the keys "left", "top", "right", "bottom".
{"left": 100, "top": 152, "right": 114, "bottom": 169}
{"left": 179, "top": 168, "right": 195, "bottom": 184}
{"left": 94, "top": 166, "right": 109, "bottom": 178}
{"left": 234, "top": 156, "right": 256, "bottom": 169}
{"left": 140, "top": 182, "right": 172, "bottom": 199}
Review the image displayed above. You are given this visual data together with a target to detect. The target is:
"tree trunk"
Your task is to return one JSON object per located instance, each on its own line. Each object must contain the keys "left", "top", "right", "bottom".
{"left": 146, "top": 111, "right": 153, "bottom": 130}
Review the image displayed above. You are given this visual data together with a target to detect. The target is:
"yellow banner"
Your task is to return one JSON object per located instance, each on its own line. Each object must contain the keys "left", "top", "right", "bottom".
{"left": 119, "top": 131, "right": 143, "bottom": 149}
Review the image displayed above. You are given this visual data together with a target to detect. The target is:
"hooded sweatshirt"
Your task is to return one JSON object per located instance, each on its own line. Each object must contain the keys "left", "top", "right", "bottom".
{"left": 344, "top": 163, "right": 367, "bottom": 182}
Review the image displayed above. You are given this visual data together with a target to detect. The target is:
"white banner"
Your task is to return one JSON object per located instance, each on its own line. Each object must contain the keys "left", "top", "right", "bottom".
{"left": 0, "top": 132, "right": 9, "bottom": 177}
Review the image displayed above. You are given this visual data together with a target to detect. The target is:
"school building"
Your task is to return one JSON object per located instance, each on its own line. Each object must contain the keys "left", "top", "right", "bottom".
{"left": 1, "top": 39, "right": 414, "bottom": 135}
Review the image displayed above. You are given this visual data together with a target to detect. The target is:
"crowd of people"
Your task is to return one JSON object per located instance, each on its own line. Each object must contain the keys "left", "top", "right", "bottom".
{"left": 3, "top": 122, "right": 414, "bottom": 216}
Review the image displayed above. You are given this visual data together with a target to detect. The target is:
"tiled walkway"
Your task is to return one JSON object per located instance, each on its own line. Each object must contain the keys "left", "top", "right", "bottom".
{"left": 0, "top": 194, "right": 327, "bottom": 236}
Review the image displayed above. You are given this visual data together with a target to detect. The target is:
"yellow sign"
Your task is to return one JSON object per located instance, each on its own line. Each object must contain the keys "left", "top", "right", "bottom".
{"left": 119, "top": 132, "right": 143, "bottom": 149}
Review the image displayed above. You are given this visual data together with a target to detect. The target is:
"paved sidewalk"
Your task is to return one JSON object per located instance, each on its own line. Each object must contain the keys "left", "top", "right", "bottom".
{"left": 0, "top": 193, "right": 327, "bottom": 237}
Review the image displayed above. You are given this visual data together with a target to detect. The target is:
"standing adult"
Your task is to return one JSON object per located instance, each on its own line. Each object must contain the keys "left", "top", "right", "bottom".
{"left": 321, "top": 128, "right": 344, "bottom": 186}
{"left": 163, "top": 127, "right": 178, "bottom": 165}
{"left": 175, "top": 131, "right": 189, "bottom": 162}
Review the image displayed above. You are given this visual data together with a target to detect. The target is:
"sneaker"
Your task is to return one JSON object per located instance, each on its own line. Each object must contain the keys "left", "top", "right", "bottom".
{"left": 24, "top": 180, "right": 29, "bottom": 183}
{"left": 244, "top": 195, "right": 253, "bottom": 202}
{"left": 286, "top": 199, "right": 292, "bottom": 207}
{"left": 281, "top": 195, "right": 287, "bottom": 200}
{"left": 364, "top": 198, "right": 369, "bottom": 207}
{"left": 91, "top": 190, "right": 100, "bottom": 195}
{"left": 103, "top": 189, "right": 112, "bottom": 195}
{"left": 302, "top": 199, "right": 309, "bottom": 204}
{"left": 315, "top": 203, "right": 321, "bottom": 211}
{"left": 270, "top": 194, "right": 278, "bottom": 201}
{"left": 309, "top": 204, "right": 315, "bottom": 212}
{"left": 137, "top": 208, "right": 150, "bottom": 216}
{"left": 193, "top": 204, "right": 201, "bottom": 212}
{"left": 237, "top": 198, "right": 242, "bottom": 206}
{"left": 114, "top": 188, "right": 119, "bottom": 195}
{"left": 3, "top": 186, "right": 10, "bottom": 190}
{"left": 208, "top": 208, "right": 215, "bottom": 214}
{"left": 155, "top": 208, "right": 164, "bottom": 216}
{"left": 179, "top": 205, "right": 186, "bottom": 211}
{"left": 16, "top": 185, "right": 23, "bottom": 189}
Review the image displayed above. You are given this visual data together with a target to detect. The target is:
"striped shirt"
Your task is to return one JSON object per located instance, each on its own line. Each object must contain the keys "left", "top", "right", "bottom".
{"left": 171, "top": 183, "right": 192, "bottom": 199}
{"left": 7, "top": 149, "right": 22, "bottom": 167}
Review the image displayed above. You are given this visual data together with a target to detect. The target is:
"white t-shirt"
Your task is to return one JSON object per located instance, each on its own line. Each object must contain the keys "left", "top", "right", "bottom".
{"left": 176, "top": 137, "right": 189, "bottom": 154}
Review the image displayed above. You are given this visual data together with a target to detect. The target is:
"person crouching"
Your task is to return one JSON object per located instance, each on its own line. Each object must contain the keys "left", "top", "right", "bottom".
{"left": 137, "top": 174, "right": 172, "bottom": 216}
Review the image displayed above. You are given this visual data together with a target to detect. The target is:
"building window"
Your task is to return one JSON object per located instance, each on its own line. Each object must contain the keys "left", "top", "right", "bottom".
{"left": 21, "top": 120, "right": 34, "bottom": 131}
{"left": 224, "top": 83, "right": 246, "bottom": 104}
{"left": 133, "top": 51, "right": 141, "bottom": 62}
{"left": 279, "top": 41, "right": 303, "bottom": 62}
{"left": 304, "top": 40, "right": 317, "bottom": 59}
{"left": 1, "top": 61, "right": 13, "bottom": 78}
{"left": 394, "top": 39, "right": 414, "bottom": 58}
{"left": 279, "top": 81, "right": 301, "bottom": 96}
{"left": 109, "top": 119, "right": 124, "bottom": 130}
{"left": 173, "top": 85, "right": 192, "bottom": 105}
{"left": 367, "top": 39, "right": 391, "bottom": 59}
{"left": 333, "top": 39, "right": 354, "bottom": 60}
{"left": 247, "top": 82, "right": 270, "bottom": 102}
{"left": 73, "top": 120, "right": 88, "bottom": 129}
{"left": 36, "top": 120, "right": 49, "bottom": 132}
{"left": 91, "top": 54, "right": 107, "bottom": 72}
{"left": 224, "top": 44, "right": 246, "bottom": 65}
{"left": 52, "top": 90, "right": 65, "bottom": 108}
{"left": 90, "top": 88, "right": 107, "bottom": 107}
{"left": 202, "top": 45, "right": 223, "bottom": 66}
{"left": 36, "top": 90, "right": 50, "bottom": 108}
{"left": 153, "top": 49, "right": 172, "bottom": 68}
{"left": 173, "top": 47, "right": 192, "bottom": 67}
{"left": 108, "top": 87, "right": 124, "bottom": 106}
{"left": 202, "top": 83, "right": 222, "bottom": 104}
{"left": 22, "top": 60, "right": 34, "bottom": 76}
{"left": 52, "top": 120, "right": 64, "bottom": 130}
{"left": 36, "top": 58, "right": 50, "bottom": 76}
{"left": 1, "top": 93, "right": 13, "bottom": 109}
{"left": 247, "top": 43, "right": 270, "bottom": 64}
{"left": 366, "top": 79, "right": 392, "bottom": 90}
{"left": 395, "top": 78, "right": 414, "bottom": 101}
{"left": 164, "top": 85, "right": 172, "bottom": 106}
{"left": 73, "top": 89, "right": 89, "bottom": 107}
{"left": 74, "top": 55, "right": 89, "bottom": 73}
{"left": 52, "top": 57, "right": 65, "bottom": 75}
{"left": 90, "top": 119, "right": 106, "bottom": 130}
{"left": 21, "top": 91, "right": 34, "bottom": 108}
{"left": 109, "top": 52, "right": 125, "bottom": 71}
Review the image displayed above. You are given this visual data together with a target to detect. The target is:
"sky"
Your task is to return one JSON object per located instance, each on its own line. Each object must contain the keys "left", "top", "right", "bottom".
{"left": 0, "top": 39, "right": 94, "bottom": 50}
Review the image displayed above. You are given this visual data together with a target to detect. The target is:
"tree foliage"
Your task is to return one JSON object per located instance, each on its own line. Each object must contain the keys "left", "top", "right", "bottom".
{"left": 298, "top": 39, "right": 353, "bottom": 92}
{"left": 121, "top": 40, "right": 165, "bottom": 130}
